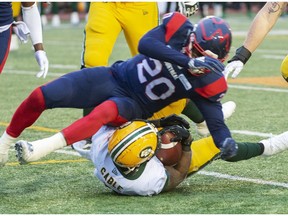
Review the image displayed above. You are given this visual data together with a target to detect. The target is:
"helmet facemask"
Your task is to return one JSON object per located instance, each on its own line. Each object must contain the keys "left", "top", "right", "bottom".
{"left": 184, "top": 16, "right": 232, "bottom": 63}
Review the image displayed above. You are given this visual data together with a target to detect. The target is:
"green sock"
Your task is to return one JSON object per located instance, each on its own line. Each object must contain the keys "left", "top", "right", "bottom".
{"left": 83, "top": 107, "right": 94, "bottom": 117}
{"left": 226, "top": 142, "right": 264, "bottom": 162}
{"left": 71, "top": 3, "right": 78, "bottom": 12}
{"left": 181, "top": 100, "right": 204, "bottom": 124}
{"left": 52, "top": 3, "right": 59, "bottom": 14}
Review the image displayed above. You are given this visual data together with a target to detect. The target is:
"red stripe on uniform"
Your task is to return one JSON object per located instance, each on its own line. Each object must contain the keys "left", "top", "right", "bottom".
{"left": 0, "top": 27, "right": 12, "bottom": 74}
{"left": 195, "top": 76, "right": 228, "bottom": 99}
{"left": 165, "top": 13, "right": 187, "bottom": 42}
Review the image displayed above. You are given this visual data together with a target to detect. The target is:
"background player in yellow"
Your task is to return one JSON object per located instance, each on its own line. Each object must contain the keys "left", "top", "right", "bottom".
{"left": 80, "top": 2, "right": 159, "bottom": 68}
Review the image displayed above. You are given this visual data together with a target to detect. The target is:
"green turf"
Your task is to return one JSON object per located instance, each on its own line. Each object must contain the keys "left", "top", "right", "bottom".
{"left": 1, "top": 12, "right": 288, "bottom": 214}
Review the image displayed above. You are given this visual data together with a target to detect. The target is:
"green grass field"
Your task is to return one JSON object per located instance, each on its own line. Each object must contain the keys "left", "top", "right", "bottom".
{"left": 1, "top": 12, "right": 288, "bottom": 214}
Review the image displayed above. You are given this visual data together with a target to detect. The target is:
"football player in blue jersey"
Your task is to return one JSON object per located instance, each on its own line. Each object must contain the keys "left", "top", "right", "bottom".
{"left": 0, "top": 12, "right": 235, "bottom": 167}
{"left": 0, "top": 2, "right": 48, "bottom": 77}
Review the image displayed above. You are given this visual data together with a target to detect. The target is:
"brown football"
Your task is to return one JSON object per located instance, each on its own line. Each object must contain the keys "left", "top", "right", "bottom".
{"left": 156, "top": 131, "right": 182, "bottom": 166}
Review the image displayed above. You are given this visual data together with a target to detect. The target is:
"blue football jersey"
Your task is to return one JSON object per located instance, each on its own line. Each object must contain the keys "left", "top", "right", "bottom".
{"left": 0, "top": 3, "right": 13, "bottom": 27}
{"left": 111, "top": 12, "right": 230, "bottom": 145}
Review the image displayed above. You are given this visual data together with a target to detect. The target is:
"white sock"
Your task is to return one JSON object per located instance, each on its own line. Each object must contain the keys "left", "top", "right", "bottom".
{"left": 29, "top": 132, "right": 67, "bottom": 161}
{"left": 0, "top": 131, "right": 17, "bottom": 151}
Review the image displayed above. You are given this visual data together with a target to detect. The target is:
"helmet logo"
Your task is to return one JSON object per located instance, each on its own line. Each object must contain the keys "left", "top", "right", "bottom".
{"left": 139, "top": 147, "right": 153, "bottom": 158}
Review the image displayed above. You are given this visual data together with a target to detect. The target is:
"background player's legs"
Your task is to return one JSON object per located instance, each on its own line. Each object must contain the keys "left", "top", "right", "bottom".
{"left": 119, "top": 2, "right": 159, "bottom": 56}
{"left": 81, "top": 2, "right": 122, "bottom": 68}
{"left": 0, "top": 28, "right": 12, "bottom": 73}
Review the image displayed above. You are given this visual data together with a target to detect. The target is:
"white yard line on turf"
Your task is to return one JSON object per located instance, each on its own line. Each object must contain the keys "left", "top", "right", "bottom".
{"left": 198, "top": 171, "right": 288, "bottom": 188}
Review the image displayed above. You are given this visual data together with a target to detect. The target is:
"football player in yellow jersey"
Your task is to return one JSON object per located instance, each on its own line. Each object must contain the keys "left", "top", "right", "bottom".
{"left": 12, "top": 2, "right": 21, "bottom": 17}
{"left": 81, "top": 2, "right": 159, "bottom": 68}
{"left": 15, "top": 115, "right": 288, "bottom": 195}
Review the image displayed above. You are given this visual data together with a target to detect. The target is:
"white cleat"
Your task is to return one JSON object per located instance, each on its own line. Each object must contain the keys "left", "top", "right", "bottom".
{"left": 15, "top": 140, "right": 34, "bottom": 165}
{"left": 195, "top": 121, "right": 210, "bottom": 137}
{"left": 0, "top": 146, "right": 9, "bottom": 167}
{"left": 51, "top": 14, "right": 61, "bottom": 27}
{"left": 196, "top": 101, "right": 236, "bottom": 137}
{"left": 70, "top": 12, "right": 80, "bottom": 25}
{"left": 260, "top": 131, "right": 288, "bottom": 156}
{"left": 222, "top": 101, "right": 237, "bottom": 120}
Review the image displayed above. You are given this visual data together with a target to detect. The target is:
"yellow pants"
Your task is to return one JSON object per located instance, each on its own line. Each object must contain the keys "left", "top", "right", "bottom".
{"left": 12, "top": 2, "right": 21, "bottom": 18}
{"left": 151, "top": 99, "right": 188, "bottom": 120}
{"left": 81, "top": 2, "right": 159, "bottom": 67}
{"left": 188, "top": 136, "right": 220, "bottom": 175}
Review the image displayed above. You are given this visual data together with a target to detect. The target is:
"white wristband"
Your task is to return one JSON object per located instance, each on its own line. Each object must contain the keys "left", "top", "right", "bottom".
{"left": 22, "top": 2, "right": 43, "bottom": 45}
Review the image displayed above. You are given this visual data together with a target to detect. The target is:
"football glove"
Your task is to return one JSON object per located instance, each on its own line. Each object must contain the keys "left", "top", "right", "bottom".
{"left": 159, "top": 114, "right": 190, "bottom": 129}
{"left": 219, "top": 137, "right": 238, "bottom": 160}
{"left": 188, "top": 56, "right": 225, "bottom": 74}
{"left": 35, "top": 50, "right": 49, "bottom": 78}
{"left": 223, "top": 60, "right": 243, "bottom": 80}
{"left": 178, "top": 1, "right": 199, "bottom": 17}
{"left": 12, "top": 21, "right": 30, "bottom": 43}
{"left": 223, "top": 46, "right": 251, "bottom": 79}
{"left": 161, "top": 125, "right": 193, "bottom": 152}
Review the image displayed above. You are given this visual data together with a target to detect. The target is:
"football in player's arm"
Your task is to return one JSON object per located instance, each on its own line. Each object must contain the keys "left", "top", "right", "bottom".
{"left": 14, "top": 114, "right": 288, "bottom": 196}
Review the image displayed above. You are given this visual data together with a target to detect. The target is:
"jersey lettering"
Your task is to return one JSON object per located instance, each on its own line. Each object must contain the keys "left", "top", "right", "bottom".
{"left": 137, "top": 58, "right": 162, "bottom": 83}
{"left": 101, "top": 167, "right": 123, "bottom": 192}
{"left": 137, "top": 58, "right": 176, "bottom": 100}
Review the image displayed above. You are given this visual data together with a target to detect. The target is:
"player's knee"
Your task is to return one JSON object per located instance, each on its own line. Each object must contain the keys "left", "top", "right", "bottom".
{"left": 88, "top": 100, "right": 120, "bottom": 124}
{"left": 41, "top": 78, "right": 75, "bottom": 107}
{"left": 84, "top": 50, "right": 109, "bottom": 67}
{"left": 26, "top": 87, "right": 46, "bottom": 111}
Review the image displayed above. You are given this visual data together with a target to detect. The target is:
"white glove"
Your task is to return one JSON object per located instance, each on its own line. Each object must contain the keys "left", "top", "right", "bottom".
{"left": 178, "top": 1, "right": 199, "bottom": 17}
{"left": 12, "top": 21, "right": 30, "bottom": 43}
{"left": 35, "top": 50, "right": 49, "bottom": 78}
{"left": 223, "top": 60, "right": 244, "bottom": 80}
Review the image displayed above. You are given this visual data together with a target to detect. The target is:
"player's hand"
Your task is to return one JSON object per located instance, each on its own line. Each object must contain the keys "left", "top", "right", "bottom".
{"left": 162, "top": 125, "right": 193, "bottom": 151}
{"left": 223, "top": 60, "right": 243, "bottom": 79}
{"left": 188, "top": 56, "right": 225, "bottom": 74}
{"left": 223, "top": 45, "right": 251, "bottom": 79}
{"left": 178, "top": 1, "right": 199, "bottom": 17}
{"left": 35, "top": 50, "right": 49, "bottom": 78}
{"left": 219, "top": 137, "right": 238, "bottom": 160}
{"left": 160, "top": 114, "right": 190, "bottom": 129}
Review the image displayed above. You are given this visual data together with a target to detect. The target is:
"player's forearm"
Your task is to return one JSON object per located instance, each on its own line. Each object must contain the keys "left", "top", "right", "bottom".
{"left": 22, "top": 2, "right": 44, "bottom": 50}
{"left": 243, "top": 2, "right": 286, "bottom": 53}
{"left": 174, "top": 150, "right": 191, "bottom": 175}
{"left": 163, "top": 150, "right": 191, "bottom": 191}
{"left": 138, "top": 28, "right": 191, "bottom": 68}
